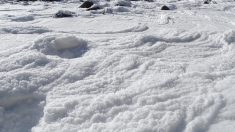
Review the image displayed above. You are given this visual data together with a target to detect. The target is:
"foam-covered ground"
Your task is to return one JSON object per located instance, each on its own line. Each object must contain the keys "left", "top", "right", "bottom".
{"left": 0, "top": 0, "right": 235, "bottom": 132}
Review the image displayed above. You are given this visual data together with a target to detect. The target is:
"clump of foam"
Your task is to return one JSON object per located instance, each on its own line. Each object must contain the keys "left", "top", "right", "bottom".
{"left": 31, "top": 35, "right": 88, "bottom": 59}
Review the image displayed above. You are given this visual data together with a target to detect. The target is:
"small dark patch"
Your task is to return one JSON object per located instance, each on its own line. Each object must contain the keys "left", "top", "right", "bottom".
{"left": 54, "top": 10, "right": 75, "bottom": 18}
{"left": 144, "top": 0, "right": 154, "bottom": 2}
{"left": 204, "top": 1, "right": 210, "bottom": 4}
{"left": 203, "top": 0, "right": 215, "bottom": 4}
{"left": 80, "top": 1, "right": 94, "bottom": 8}
{"left": 161, "top": 5, "right": 170, "bottom": 10}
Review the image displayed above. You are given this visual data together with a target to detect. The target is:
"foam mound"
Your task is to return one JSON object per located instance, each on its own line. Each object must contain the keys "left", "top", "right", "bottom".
{"left": 31, "top": 35, "right": 88, "bottom": 59}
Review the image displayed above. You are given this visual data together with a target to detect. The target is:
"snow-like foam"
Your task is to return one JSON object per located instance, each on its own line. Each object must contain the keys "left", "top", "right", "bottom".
{"left": 1, "top": 0, "right": 235, "bottom": 132}
{"left": 57, "top": 24, "right": 148, "bottom": 34}
{"left": 0, "top": 34, "right": 91, "bottom": 132}
{"left": 223, "top": 30, "right": 235, "bottom": 45}
{"left": 0, "top": 51, "right": 64, "bottom": 132}
{"left": 11, "top": 15, "right": 34, "bottom": 22}
{"left": 112, "top": 6, "right": 130, "bottom": 12}
{"left": 29, "top": 30, "right": 227, "bottom": 132}
{"left": 0, "top": 26, "right": 51, "bottom": 34}
{"left": 131, "top": 31, "right": 202, "bottom": 50}
{"left": 105, "top": 24, "right": 148, "bottom": 33}
{"left": 113, "top": 0, "right": 132, "bottom": 7}
{"left": 31, "top": 35, "right": 88, "bottom": 59}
